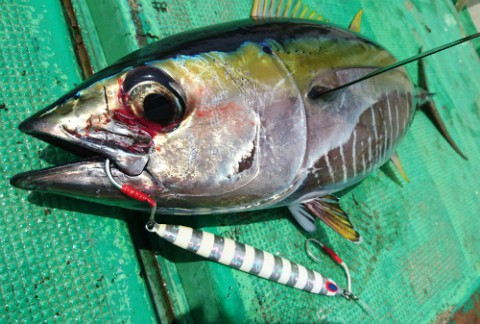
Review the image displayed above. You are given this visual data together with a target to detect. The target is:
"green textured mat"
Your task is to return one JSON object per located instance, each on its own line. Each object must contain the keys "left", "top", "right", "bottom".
{"left": 0, "top": 0, "right": 155, "bottom": 322}
{"left": 2, "top": 0, "right": 480, "bottom": 323}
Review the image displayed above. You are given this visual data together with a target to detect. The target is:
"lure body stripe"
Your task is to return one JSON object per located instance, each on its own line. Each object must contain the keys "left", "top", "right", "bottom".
{"left": 219, "top": 237, "right": 236, "bottom": 264}
{"left": 240, "top": 244, "right": 256, "bottom": 272}
{"left": 278, "top": 258, "right": 292, "bottom": 285}
{"left": 150, "top": 223, "right": 342, "bottom": 296}
{"left": 175, "top": 226, "right": 193, "bottom": 249}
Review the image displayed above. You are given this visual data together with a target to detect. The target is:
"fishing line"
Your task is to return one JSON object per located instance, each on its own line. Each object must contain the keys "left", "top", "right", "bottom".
{"left": 316, "top": 32, "right": 480, "bottom": 96}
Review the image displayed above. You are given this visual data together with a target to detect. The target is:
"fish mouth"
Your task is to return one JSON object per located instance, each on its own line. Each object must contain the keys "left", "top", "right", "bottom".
{"left": 11, "top": 91, "right": 160, "bottom": 206}
{"left": 17, "top": 107, "right": 152, "bottom": 176}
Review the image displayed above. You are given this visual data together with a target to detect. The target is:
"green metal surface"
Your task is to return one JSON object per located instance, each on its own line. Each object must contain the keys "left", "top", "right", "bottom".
{"left": 1, "top": 0, "right": 480, "bottom": 323}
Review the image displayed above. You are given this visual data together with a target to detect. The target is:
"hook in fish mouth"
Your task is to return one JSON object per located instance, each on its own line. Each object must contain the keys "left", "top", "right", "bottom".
{"left": 10, "top": 157, "right": 160, "bottom": 210}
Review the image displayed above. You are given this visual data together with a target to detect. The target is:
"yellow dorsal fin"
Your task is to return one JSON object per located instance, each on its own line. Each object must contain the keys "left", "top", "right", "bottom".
{"left": 251, "top": 0, "right": 323, "bottom": 21}
{"left": 348, "top": 9, "right": 363, "bottom": 32}
{"left": 391, "top": 152, "right": 410, "bottom": 183}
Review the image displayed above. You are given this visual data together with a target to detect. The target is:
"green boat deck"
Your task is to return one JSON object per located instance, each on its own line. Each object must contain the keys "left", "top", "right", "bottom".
{"left": 1, "top": 0, "right": 480, "bottom": 322}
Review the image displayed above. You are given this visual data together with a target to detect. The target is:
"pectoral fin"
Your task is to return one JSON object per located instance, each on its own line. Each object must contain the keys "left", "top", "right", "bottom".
{"left": 421, "top": 101, "right": 468, "bottom": 160}
{"left": 289, "top": 195, "right": 362, "bottom": 243}
{"left": 251, "top": 0, "right": 323, "bottom": 21}
{"left": 288, "top": 204, "right": 317, "bottom": 232}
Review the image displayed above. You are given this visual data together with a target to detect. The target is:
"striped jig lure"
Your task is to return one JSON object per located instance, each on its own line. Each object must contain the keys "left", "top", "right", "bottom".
{"left": 11, "top": 0, "right": 479, "bottom": 245}
{"left": 147, "top": 223, "right": 346, "bottom": 298}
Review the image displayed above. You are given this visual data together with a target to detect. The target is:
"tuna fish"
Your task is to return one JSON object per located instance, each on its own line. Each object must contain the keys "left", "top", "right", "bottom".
{"left": 11, "top": 0, "right": 479, "bottom": 242}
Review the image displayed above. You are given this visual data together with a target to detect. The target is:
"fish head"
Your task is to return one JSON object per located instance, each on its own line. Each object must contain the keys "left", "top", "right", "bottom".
{"left": 11, "top": 42, "right": 306, "bottom": 211}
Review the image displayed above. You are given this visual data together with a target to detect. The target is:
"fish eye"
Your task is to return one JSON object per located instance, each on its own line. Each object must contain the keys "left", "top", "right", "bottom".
{"left": 143, "top": 93, "right": 183, "bottom": 125}
{"left": 122, "top": 66, "right": 186, "bottom": 127}
{"left": 127, "top": 81, "right": 184, "bottom": 126}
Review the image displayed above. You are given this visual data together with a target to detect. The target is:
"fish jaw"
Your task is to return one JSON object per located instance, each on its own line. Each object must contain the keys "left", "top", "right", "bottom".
{"left": 18, "top": 77, "right": 153, "bottom": 176}
{"left": 10, "top": 158, "right": 162, "bottom": 210}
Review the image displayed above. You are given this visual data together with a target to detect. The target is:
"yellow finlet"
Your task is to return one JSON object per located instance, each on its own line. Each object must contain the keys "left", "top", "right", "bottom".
{"left": 251, "top": 0, "right": 323, "bottom": 21}
{"left": 391, "top": 153, "right": 410, "bottom": 183}
{"left": 348, "top": 9, "right": 363, "bottom": 32}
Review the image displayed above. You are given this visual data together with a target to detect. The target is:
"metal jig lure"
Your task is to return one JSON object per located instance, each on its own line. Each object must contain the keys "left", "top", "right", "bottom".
{"left": 146, "top": 222, "right": 347, "bottom": 297}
